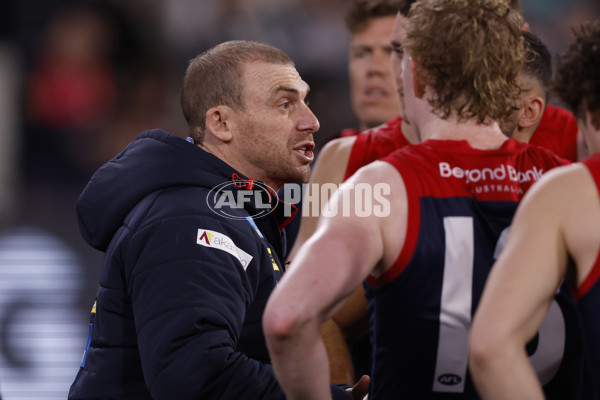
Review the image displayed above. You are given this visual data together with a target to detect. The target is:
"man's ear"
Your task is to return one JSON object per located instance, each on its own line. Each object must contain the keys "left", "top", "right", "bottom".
{"left": 518, "top": 95, "right": 545, "bottom": 130}
{"left": 205, "top": 106, "right": 234, "bottom": 142}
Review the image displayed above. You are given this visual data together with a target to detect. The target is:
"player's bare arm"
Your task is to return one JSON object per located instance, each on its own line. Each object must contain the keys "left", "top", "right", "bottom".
{"left": 264, "top": 161, "right": 405, "bottom": 400}
{"left": 469, "top": 163, "right": 599, "bottom": 399}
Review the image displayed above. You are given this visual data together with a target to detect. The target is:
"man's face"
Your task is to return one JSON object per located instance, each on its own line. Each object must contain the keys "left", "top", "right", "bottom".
{"left": 390, "top": 13, "right": 409, "bottom": 122}
{"left": 233, "top": 61, "right": 319, "bottom": 189}
{"left": 400, "top": 50, "right": 416, "bottom": 127}
{"left": 349, "top": 15, "right": 400, "bottom": 130}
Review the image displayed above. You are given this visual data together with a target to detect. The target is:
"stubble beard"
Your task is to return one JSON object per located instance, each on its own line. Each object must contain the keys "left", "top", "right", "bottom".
{"left": 240, "top": 136, "right": 311, "bottom": 187}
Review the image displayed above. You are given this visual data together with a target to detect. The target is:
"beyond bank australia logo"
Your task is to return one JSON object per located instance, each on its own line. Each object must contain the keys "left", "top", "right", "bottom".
{"left": 206, "top": 181, "right": 278, "bottom": 220}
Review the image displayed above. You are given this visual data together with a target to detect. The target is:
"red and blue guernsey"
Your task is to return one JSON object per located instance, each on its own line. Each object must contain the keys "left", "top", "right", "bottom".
{"left": 344, "top": 116, "right": 410, "bottom": 180}
{"left": 365, "top": 139, "right": 592, "bottom": 399}
{"left": 576, "top": 152, "right": 600, "bottom": 392}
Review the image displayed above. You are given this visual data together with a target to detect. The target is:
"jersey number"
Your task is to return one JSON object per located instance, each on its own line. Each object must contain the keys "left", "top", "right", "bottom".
{"left": 432, "top": 217, "right": 565, "bottom": 393}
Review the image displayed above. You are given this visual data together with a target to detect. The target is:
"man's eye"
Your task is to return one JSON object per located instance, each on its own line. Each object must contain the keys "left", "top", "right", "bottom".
{"left": 353, "top": 48, "right": 370, "bottom": 59}
{"left": 280, "top": 101, "right": 291, "bottom": 110}
{"left": 393, "top": 47, "right": 404, "bottom": 57}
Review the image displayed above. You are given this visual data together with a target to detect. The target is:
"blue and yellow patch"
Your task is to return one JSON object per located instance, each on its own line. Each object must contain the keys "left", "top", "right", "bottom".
{"left": 267, "top": 248, "right": 279, "bottom": 271}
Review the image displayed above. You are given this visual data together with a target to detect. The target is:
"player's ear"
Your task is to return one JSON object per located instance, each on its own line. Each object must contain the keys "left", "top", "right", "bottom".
{"left": 518, "top": 95, "right": 544, "bottom": 130}
{"left": 205, "top": 106, "right": 234, "bottom": 143}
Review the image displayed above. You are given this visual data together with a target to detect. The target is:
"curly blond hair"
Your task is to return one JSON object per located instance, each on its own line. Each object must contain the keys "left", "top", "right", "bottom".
{"left": 404, "top": 0, "right": 524, "bottom": 124}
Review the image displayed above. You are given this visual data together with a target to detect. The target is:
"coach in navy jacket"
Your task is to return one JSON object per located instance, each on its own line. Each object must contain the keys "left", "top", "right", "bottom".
{"left": 68, "top": 41, "right": 357, "bottom": 399}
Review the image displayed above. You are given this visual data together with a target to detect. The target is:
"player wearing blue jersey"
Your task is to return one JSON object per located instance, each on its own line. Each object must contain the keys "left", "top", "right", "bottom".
{"left": 263, "top": 1, "right": 583, "bottom": 399}
{"left": 470, "top": 19, "right": 600, "bottom": 400}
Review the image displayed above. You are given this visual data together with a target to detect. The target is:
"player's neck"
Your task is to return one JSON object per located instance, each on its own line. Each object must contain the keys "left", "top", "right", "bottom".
{"left": 420, "top": 116, "right": 508, "bottom": 150}
{"left": 401, "top": 120, "right": 419, "bottom": 144}
{"left": 511, "top": 128, "right": 535, "bottom": 144}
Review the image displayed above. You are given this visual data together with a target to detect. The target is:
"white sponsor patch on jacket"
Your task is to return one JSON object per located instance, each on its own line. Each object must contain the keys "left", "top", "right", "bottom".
{"left": 196, "top": 229, "right": 253, "bottom": 270}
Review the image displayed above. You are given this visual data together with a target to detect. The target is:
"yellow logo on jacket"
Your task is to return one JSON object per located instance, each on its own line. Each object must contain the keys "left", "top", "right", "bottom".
{"left": 267, "top": 248, "right": 279, "bottom": 271}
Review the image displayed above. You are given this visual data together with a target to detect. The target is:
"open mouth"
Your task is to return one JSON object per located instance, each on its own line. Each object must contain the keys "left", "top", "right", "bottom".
{"left": 294, "top": 143, "right": 315, "bottom": 161}
{"left": 364, "top": 84, "right": 390, "bottom": 100}
{"left": 366, "top": 88, "right": 387, "bottom": 97}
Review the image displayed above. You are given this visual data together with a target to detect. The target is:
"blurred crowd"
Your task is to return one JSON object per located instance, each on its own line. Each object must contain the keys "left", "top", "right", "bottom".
{"left": 0, "top": 0, "right": 597, "bottom": 398}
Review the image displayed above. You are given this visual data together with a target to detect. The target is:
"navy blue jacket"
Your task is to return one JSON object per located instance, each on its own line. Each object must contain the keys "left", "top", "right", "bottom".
{"left": 69, "top": 130, "right": 352, "bottom": 399}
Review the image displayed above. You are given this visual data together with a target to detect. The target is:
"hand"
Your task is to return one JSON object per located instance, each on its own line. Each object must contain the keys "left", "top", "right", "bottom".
{"left": 346, "top": 375, "right": 370, "bottom": 400}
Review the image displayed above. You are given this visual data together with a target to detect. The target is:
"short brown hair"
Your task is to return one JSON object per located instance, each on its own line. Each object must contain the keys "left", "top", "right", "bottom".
{"left": 522, "top": 31, "right": 552, "bottom": 99}
{"left": 404, "top": 0, "right": 524, "bottom": 124}
{"left": 345, "top": 0, "right": 399, "bottom": 34}
{"left": 180, "top": 40, "right": 294, "bottom": 143}
{"left": 553, "top": 20, "right": 600, "bottom": 122}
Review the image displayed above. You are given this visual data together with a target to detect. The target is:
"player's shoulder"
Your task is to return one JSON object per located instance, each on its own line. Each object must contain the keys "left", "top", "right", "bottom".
{"left": 320, "top": 134, "right": 357, "bottom": 156}
{"left": 541, "top": 104, "right": 578, "bottom": 129}
{"left": 530, "top": 162, "right": 586, "bottom": 201}
{"left": 350, "top": 159, "right": 405, "bottom": 190}
{"left": 328, "top": 116, "right": 404, "bottom": 154}
{"left": 520, "top": 140, "right": 572, "bottom": 167}
{"left": 315, "top": 135, "right": 357, "bottom": 172}
{"left": 544, "top": 103, "right": 575, "bottom": 119}
{"left": 363, "top": 116, "right": 404, "bottom": 138}
{"left": 382, "top": 140, "right": 432, "bottom": 162}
